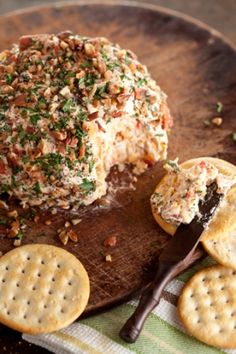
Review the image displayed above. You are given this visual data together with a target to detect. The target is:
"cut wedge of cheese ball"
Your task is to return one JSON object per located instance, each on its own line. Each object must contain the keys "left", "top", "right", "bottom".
{"left": 150, "top": 157, "right": 236, "bottom": 240}
{"left": 0, "top": 32, "right": 172, "bottom": 209}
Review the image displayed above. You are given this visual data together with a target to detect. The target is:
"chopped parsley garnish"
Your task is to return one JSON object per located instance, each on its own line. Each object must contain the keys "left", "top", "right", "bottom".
{"left": 53, "top": 116, "right": 68, "bottom": 130}
{"left": 76, "top": 110, "right": 87, "bottom": 121}
{"left": 65, "top": 157, "right": 74, "bottom": 170}
{"left": 67, "top": 71, "right": 76, "bottom": 78}
{"left": 33, "top": 181, "right": 41, "bottom": 195}
{"left": 12, "top": 166, "right": 23, "bottom": 174}
{"left": 155, "top": 133, "right": 164, "bottom": 137}
{"left": 62, "top": 98, "right": 74, "bottom": 113}
{"left": 16, "top": 230, "right": 24, "bottom": 240}
{"left": 124, "top": 53, "right": 131, "bottom": 65}
{"left": 80, "top": 60, "right": 92, "bottom": 68}
{"left": 1, "top": 104, "right": 9, "bottom": 112}
{"left": 95, "top": 84, "right": 108, "bottom": 99}
{"left": 0, "top": 184, "right": 10, "bottom": 194}
{"left": 101, "top": 51, "right": 109, "bottom": 61}
{"left": 0, "top": 217, "right": 8, "bottom": 225}
{"left": 78, "top": 73, "right": 97, "bottom": 88}
{"left": 30, "top": 114, "right": 41, "bottom": 125}
{"left": 165, "top": 159, "right": 180, "bottom": 173}
{"left": 34, "top": 153, "right": 64, "bottom": 176}
{"left": 22, "top": 155, "right": 30, "bottom": 164}
{"left": 74, "top": 125, "right": 87, "bottom": 139}
{"left": 5, "top": 73, "right": 14, "bottom": 85}
{"left": 18, "top": 125, "right": 43, "bottom": 145}
{"left": 20, "top": 109, "right": 28, "bottom": 118}
{"left": 216, "top": 101, "right": 223, "bottom": 113}
{"left": 89, "top": 160, "right": 95, "bottom": 173}
{"left": 84, "top": 72, "right": 97, "bottom": 87}
{"left": 77, "top": 77, "right": 85, "bottom": 87}
{"left": 59, "top": 70, "right": 66, "bottom": 80}
{"left": 37, "top": 96, "right": 47, "bottom": 109}
{"left": 107, "top": 62, "right": 121, "bottom": 70}
{"left": 137, "top": 78, "right": 147, "bottom": 87}
{"left": 80, "top": 178, "right": 95, "bottom": 193}
{"left": 0, "top": 123, "right": 10, "bottom": 132}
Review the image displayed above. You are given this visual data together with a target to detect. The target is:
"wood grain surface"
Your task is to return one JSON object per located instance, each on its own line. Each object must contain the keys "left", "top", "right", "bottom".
{"left": 0, "top": 0, "right": 236, "bottom": 46}
{"left": 0, "top": 2, "right": 236, "bottom": 353}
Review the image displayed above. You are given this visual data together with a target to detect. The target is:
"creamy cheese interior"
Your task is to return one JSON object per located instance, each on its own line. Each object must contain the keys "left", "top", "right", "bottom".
{"left": 151, "top": 159, "right": 235, "bottom": 226}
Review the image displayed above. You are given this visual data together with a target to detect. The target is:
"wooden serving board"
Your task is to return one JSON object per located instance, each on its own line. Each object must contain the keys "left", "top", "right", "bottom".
{"left": 0, "top": 1, "right": 236, "bottom": 352}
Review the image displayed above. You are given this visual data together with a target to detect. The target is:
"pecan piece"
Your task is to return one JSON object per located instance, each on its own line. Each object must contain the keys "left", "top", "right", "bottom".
{"left": 104, "top": 236, "right": 117, "bottom": 247}
{"left": 58, "top": 230, "right": 69, "bottom": 245}
{"left": 67, "top": 229, "right": 78, "bottom": 242}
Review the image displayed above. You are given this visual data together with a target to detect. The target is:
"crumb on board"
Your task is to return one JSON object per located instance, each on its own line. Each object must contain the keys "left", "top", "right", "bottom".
{"left": 8, "top": 220, "right": 20, "bottom": 238}
{"left": 13, "top": 239, "right": 21, "bottom": 247}
{"left": 58, "top": 228, "right": 78, "bottom": 245}
{"left": 64, "top": 221, "right": 71, "bottom": 228}
{"left": 104, "top": 236, "right": 117, "bottom": 247}
{"left": 34, "top": 215, "right": 40, "bottom": 223}
{"left": 203, "top": 119, "right": 211, "bottom": 127}
{"left": 216, "top": 101, "right": 223, "bottom": 113}
{"left": 105, "top": 254, "right": 112, "bottom": 262}
{"left": 7, "top": 210, "right": 18, "bottom": 218}
{"left": 0, "top": 201, "right": 9, "bottom": 210}
{"left": 58, "top": 230, "right": 69, "bottom": 245}
{"left": 71, "top": 218, "right": 82, "bottom": 225}
{"left": 67, "top": 229, "right": 78, "bottom": 242}
{"left": 212, "top": 117, "right": 223, "bottom": 126}
{"left": 51, "top": 208, "right": 57, "bottom": 215}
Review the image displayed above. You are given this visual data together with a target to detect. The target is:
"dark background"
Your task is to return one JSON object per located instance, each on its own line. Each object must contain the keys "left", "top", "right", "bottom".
{"left": 0, "top": 0, "right": 236, "bottom": 46}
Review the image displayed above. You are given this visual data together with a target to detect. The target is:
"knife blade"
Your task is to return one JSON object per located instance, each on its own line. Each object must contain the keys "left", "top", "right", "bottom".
{"left": 119, "top": 182, "right": 223, "bottom": 343}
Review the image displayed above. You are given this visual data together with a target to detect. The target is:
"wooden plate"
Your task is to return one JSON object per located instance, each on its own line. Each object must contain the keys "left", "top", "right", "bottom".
{"left": 0, "top": 1, "right": 236, "bottom": 352}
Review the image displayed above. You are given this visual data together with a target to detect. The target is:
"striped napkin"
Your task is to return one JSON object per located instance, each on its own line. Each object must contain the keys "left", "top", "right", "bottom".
{"left": 23, "top": 257, "right": 236, "bottom": 354}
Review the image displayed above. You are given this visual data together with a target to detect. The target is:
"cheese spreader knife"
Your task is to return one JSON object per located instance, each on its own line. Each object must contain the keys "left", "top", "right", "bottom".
{"left": 120, "top": 182, "right": 223, "bottom": 343}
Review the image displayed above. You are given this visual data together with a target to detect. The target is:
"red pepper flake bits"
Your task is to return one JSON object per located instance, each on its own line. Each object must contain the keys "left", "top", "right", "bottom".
{"left": 103, "top": 236, "right": 117, "bottom": 247}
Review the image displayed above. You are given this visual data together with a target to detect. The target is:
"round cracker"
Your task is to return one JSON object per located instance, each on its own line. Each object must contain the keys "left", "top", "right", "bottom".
{"left": 178, "top": 265, "right": 236, "bottom": 348}
{"left": 151, "top": 157, "right": 236, "bottom": 240}
{"left": 0, "top": 244, "right": 90, "bottom": 334}
{"left": 202, "top": 225, "right": 236, "bottom": 270}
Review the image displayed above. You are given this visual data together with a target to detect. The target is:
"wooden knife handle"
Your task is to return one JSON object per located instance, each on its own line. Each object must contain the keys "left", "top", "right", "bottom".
{"left": 119, "top": 247, "right": 204, "bottom": 343}
{"left": 119, "top": 261, "right": 177, "bottom": 343}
